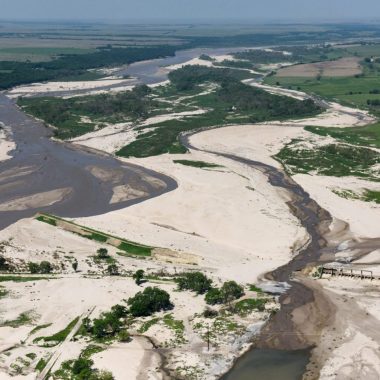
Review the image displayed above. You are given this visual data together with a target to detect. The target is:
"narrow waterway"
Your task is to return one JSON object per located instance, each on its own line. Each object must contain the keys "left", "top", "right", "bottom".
{"left": 180, "top": 132, "right": 333, "bottom": 379}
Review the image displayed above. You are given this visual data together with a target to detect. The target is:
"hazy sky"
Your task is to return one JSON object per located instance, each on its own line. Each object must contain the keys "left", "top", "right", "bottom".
{"left": 2, "top": 0, "right": 380, "bottom": 22}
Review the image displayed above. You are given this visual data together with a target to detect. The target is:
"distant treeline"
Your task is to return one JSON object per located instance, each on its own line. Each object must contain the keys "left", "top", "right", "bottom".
{"left": 0, "top": 46, "right": 177, "bottom": 89}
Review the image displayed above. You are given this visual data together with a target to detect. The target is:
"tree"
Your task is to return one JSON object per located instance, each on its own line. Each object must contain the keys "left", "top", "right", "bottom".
{"left": 28, "top": 262, "right": 40, "bottom": 274}
{"left": 39, "top": 261, "right": 53, "bottom": 274}
{"left": 72, "top": 261, "right": 78, "bottom": 272}
{"left": 106, "top": 264, "right": 119, "bottom": 276}
{"left": 205, "top": 288, "right": 223, "bottom": 305}
{"left": 175, "top": 272, "right": 212, "bottom": 294}
{"left": 110, "top": 304, "right": 128, "bottom": 318}
{"left": 0, "top": 255, "right": 9, "bottom": 271}
{"left": 220, "top": 281, "right": 244, "bottom": 304}
{"left": 118, "top": 329, "right": 130, "bottom": 342}
{"left": 133, "top": 269, "right": 144, "bottom": 285}
{"left": 72, "top": 358, "right": 93, "bottom": 379}
{"left": 97, "top": 248, "right": 109, "bottom": 259}
{"left": 128, "top": 287, "right": 172, "bottom": 317}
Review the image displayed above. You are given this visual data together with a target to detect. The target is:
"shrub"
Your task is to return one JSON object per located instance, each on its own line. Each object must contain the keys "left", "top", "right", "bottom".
{"left": 97, "top": 248, "right": 109, "bottom": 259}
{"left": 28, "top": 262, "right": 40, "bottom": 274}
{"left": 106, "top": 264, "right": 119, "bottom": 276}
{"left": 205, "top": 281, "right": 244, "bottom": 305}
{"left": 39, "top": 261, "right": 53, "bottom": 274}
{"left": 205, "top": 288, "right": 223, "bottom": 305}
{"left": 133, "top": 269, "right": 145, "bottom": 285}
{"left": 175, "top": 272, "right": 212, "bottom": 294}
{"left": 128, "top": 287, "right": 173, "bottom": 317}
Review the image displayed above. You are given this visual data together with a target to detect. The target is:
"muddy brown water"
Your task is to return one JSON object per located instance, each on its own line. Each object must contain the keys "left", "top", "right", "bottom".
{"left": 0, "top": 94, "right": 177, "bottom": 230}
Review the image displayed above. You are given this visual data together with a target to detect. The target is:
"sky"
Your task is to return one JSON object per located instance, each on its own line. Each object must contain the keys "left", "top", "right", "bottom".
{"left": 1, "top": 0, "right": 380, "bottom": 22}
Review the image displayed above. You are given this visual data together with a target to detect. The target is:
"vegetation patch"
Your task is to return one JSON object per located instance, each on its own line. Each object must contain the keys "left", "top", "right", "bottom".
{"left": 0, "top": 275, "right": 53, "bottom": 282}
{"left": 34, "top": 317, "right": 79, "bottom": 346}
{"left": 1, "top": 311, "right": 34, "bottom": 328}
{"left": 35, "top": 213, "right": 154, "bottom": 257}
{"left": 233, "top": 298, "right": 268, "bottom": 316}
{"left": 276, "top": 141, "right": 380, "bottom": 180}
{"left": 175, "top": 272, "right": 212, "bottom": 294}
{"left": 173, "top": 159, "right": 222, "bottom": 169}
{"left": 305, "top": 124, "right": 380, "bottom": 149}
{"left": 333, "top": 188, "right": 380, "bottom": 204}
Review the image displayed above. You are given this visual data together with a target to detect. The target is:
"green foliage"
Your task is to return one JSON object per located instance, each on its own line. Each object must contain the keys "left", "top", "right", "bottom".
{"left": 117, "top": 242, "right": 152, "bottom": 256}
{"left": 80, "top": 305, "right": 127, "bottom": 341}
{"left": 34, "top": 317, "right": 79, "bottom": 345}
{"left": 30, "top": 323, "right": 53, "bottom": 335}
{"left": 168, "top": 65, "right": 251, "bottom": 91}
{"left": 0, "top": 255, "right": 10, "bottom": 271}
{"left": 1, "top": 312, "right": 33, "bottom": 328}
{"left": 173, "top": 160, "right": 222, "bottom": 168}
{"left": 205, "top": 281, "right": 245, "bottom": 305}
{"left": 28, "top": 261, "right": 53, "bottom": 274}
{"left": 305, "top": 123, "right": 380, "bottom": 149}
{"left": 106, "top": 264, "right": 119, "bottom": 276}
{"left": 26, "top": 352, "right": 37, "bottom": 360}
{"left": 248, "top": 284, "right": 264, "bottom": 293}
{"left": 36, "top": 215, "right": 57, "bottom": 226}
{"left": 97, "top": 248, "right": 109, "bottom": 259}
{"left": 233, "top": 49, "right": 297, "bottom": 64}
{"left": 0, "top": 46, "right": 176, "bottom": 89}
{"left": 133, "top": 269, "right": 145, "bottom": 285}
{"left": 276, "top": 142, "right": 380, "bottom": 180}
{"left": 0, "top": 275, "right": 51, "bottom": 282}
{"left": 128, "top": 287, "right": 173, "bottom": 317}
{"left": 138, "top": 317, "right": 160, "bottom": 333}
{"left": 35, "top": 358, "right": 47, "bottom": 372}
{"left": 18, "top": 85, "right": 157, "bottom": 140}
{"left": 175, "top": 272, "right": 212, "bottom": 294}
{"left": 233, "top": 298, "right": 268, "bottom": 316}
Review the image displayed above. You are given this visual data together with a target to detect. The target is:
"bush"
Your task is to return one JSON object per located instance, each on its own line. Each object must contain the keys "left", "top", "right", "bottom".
{"left": 175, "top": 272, "right": 212, "bottom": 294}
{"left": 28, "top": 261, "right": 52, "bottom": 274}
{"left": 205, "top": 281, "right": 245, "bottom": 305}
{"left": 128, "top": 287, "right": 173, "bottom": 317}
{"left": 0, "top": 256, "right": 9, "bottom": 271}
{"left": 97, "top": 248, "right": 109, "bottom": 259}
{"left": 39, "top": 261, "right": 53, "bottom": 274}
{"left": 106, "top": 264, "right": 119, "bottom": 276}
{"left": 28, "top": 262, "right": 40, "bottom": 274}
{"left": 133, "top": 269, "right": 145, "bottom": 285}
{"left": 220, "top": 281, "right": 245, "bottom": 304}
{"left": 205, "top": 288, "right": 223, "bottom": 305}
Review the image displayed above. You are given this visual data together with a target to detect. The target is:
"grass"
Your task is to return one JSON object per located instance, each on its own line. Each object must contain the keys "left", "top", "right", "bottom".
{"left": 0, "top": 275, "right": 53, "bottom": 282}
{"left": 35, "top": 213, "right": 153, "bottom": 257}
{"left": 276, "top": 142, "right": 380, "bottom": 181}
{"left": 333, "top": 188, "right": 380, "bottom": 204}
{"left": 1, "top": 312, "right": 34, "bottom": 328}
{"left": 234, "top": 298, "right": 267, "bottom": 316}
{"left": 33, "top": 317, "right": 79, "bottom": 345}
{"left": 30, "top": 323, "right": 53, "bottom": 335}
{"left": 35, "top": 358, "right": 47, "bottom": 372}
{"left": 305, "top": 123, "right": 380, "bottom": 149}
{"left": 138, "top": 317, "right": 160, "bottom": 333}
{"left": 80, "top": 344, "right": 104, "bottom": 359}
{"left": 173, "top": 160, "right": 222, "bottom": 169}
{"left": 162, "top": 314, "right": 187, "bottom": 346}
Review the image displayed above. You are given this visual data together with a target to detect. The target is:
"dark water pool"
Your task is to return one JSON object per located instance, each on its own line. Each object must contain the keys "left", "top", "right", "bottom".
{"left": 221, "top": 349, "right": 310, "bottom": 380}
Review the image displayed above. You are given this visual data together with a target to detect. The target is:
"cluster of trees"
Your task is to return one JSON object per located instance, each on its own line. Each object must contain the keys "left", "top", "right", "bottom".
{"left": 0, "top": 256, "right": 10, "bottom": 272}
{"left": 205, "top": 281, "right": 245, "bottom": 305}
{"left": 82, "top": 305, "right": 128, "bottom": 340}
{"left": 367, "top": 99, "right": 380, "bottom": 106}
{"left": 175, "top": 271, "right": 245, "bottom": 306}
{"left": 127, "top": 287, "right": 172, "bottom": 317}
{"left": 19, "top": 85, "right": 155, "bottom": 140}
{"left": 57, "top": 357, "right": 114, "bottom": 380}
{"left": 217, "top": 79, "right": 321, "bottom": 119}
{"left": 0, "top": 46, "right": 177, "bottom": 89}
{"left": 233, "top": 49, "right": 294, "bottom": 64}
{"left": 175, "top": 272, "right": 212, "bottom": 294}
{"left": 28, "top": 261, "right": 53, "bottom": 274}
{"left": 168, "top": 65, "right": 250, "bottom": 91}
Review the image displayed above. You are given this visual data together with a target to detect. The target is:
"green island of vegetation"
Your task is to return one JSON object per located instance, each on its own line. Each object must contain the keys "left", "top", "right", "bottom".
{"left": 19, "top": 65, "right": 322, "bottom": 158}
